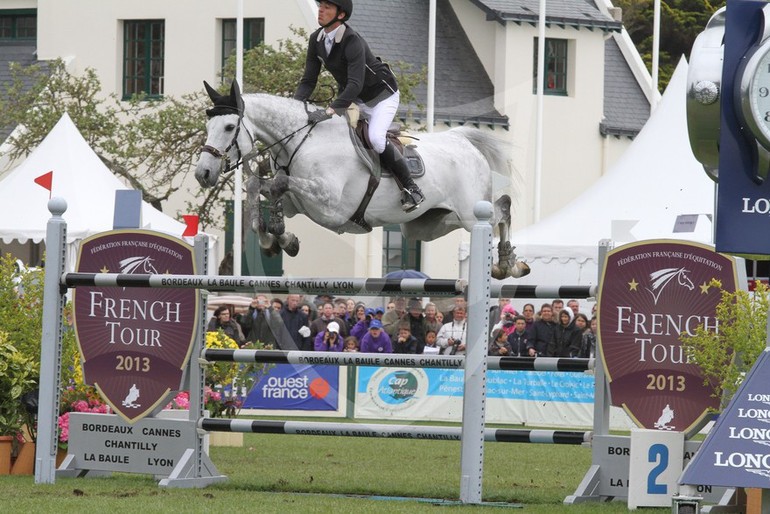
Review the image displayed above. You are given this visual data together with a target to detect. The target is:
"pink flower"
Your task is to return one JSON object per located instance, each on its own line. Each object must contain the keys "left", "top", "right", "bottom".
{"left": 174, "top": 395, "right": 190, "bottom": 410}
{"left": 72, "top": 400, "right": 89, "bottom": 412}
{"left": 58, "top": 413, "right": 70, "bottom": 442}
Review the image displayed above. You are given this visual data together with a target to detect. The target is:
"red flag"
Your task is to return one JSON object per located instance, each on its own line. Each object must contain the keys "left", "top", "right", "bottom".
{"left": 34, "top": 171, "right": 53, "bottom": 192}
{"left": 182, "top": 215, "right": 199, "bottom": 237}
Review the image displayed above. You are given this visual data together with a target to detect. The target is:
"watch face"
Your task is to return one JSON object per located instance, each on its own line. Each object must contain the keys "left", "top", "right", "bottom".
{"left": 742, "top": 43, "right": 770, "bottom": 148}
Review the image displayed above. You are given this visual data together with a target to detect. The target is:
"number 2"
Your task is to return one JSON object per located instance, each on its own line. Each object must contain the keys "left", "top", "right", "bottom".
{"left": 647, "top": 443, "right": 668, "bottom": 494}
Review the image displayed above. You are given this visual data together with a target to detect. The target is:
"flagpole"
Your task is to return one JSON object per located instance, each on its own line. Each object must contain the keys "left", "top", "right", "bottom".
{"left": 233, "top": 0, "right": 244, "bottom": 275}
{"left": 426, "top": 0, "right": 436, "bottom": 133}
{"left": 651, "top": 0, "right": 660, "bottom": 113}
{"left": 534, "top": 0, "right": 546, "bottom": 223}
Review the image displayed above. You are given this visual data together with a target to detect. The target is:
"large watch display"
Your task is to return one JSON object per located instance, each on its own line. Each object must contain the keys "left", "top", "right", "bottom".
{"left": 736, "top": 5, "right": 770, "bottom": 183}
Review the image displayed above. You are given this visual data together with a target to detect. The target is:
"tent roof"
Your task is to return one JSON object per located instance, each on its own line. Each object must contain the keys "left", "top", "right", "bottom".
{"left": 508, "top": 59, "right": 715, "bottom": 286}
{"left": 0, "top": 113, "right": 187, "bottom": 245}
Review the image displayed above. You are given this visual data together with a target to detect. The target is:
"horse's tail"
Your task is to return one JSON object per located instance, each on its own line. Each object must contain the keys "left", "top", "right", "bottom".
{"left": 453, "top": 126, "right": 512, "bottom": 176}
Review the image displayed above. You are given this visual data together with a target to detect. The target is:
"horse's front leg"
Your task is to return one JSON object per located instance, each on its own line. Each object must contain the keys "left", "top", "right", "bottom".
{"left": 266, "top": 175, "right": 289, "bottom": 236}
{"left": 246, "top": 176, "right": 281, "bottom": 257}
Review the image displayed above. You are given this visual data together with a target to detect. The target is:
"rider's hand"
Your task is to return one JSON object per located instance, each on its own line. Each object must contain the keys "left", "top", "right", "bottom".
{"left": 308, "top": 107, "right": 333, "bottom": 124}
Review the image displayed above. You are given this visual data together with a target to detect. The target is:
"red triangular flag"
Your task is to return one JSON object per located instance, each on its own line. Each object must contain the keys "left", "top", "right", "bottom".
{"left": 34, "top": 171, "right": 53, "bottom": 191}
{"left": 182, "top": 215, "right": 199, "bottom": 237}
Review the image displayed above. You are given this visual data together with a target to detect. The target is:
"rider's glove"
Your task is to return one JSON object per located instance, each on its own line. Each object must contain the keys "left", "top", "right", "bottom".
{"left": 308, "top": 107, "right": 334, "bottom": 125}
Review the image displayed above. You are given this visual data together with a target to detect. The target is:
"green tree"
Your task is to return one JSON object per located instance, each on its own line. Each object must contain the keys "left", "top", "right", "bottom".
{"left": 1, "top": 28, "right": 424, "bottom": 229}
{"left": 614, "top": 0, "right": 724, "bottom": 90}
{"left": 0, "top": 60, "right": 208, "bottom": 216}
{"left": 681, "top": 280, "right": 768, "bottom": 408}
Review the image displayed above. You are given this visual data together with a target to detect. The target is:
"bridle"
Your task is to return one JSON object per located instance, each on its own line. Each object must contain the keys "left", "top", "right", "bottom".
{"left": 199, "top": 104, "right": 317, "bottom": 177}
{"left": 199, "top": 106, "right": 255, "bottom": 175}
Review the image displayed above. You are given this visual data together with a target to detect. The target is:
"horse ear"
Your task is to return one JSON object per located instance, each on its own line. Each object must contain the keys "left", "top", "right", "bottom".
{"left": 203, "top": 81, "right": 221, "bottom": 103}
{"left": 231, "top": 80, "right": 245, "bottom": 114}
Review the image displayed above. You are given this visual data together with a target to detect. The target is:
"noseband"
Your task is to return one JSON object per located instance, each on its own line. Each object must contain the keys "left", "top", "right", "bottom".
{"left": 199, "top": 106, "right": 254, "bottom": 174}
{"left": 200, "top": 102, "right": 320, "bottom": 177}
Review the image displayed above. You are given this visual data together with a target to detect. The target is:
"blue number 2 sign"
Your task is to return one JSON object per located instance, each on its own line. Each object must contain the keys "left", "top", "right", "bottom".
{"left": 647, "top": 443, "right": 669, "bottom": 494}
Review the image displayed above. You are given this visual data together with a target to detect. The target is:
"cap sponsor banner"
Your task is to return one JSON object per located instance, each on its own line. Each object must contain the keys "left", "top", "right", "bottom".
{"left": 73, "top": 230, "right": 198, "bottom": 424}
{"left": 599, "top": 240, "right": 737, "bottom": 433}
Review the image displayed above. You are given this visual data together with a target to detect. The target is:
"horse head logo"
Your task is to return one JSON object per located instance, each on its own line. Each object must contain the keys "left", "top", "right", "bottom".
{"left": 119, "top": 256, "right": 159, "bottom": 275}
{"left": 646, "top": 267, "right": 694, "bottom": 305}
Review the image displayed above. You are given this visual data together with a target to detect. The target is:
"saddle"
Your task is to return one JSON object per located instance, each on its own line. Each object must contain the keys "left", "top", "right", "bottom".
{"left": 352, "top": 119, "right": 425, "bottom": 178}
{"left": 341, "top": 113, "right": 425, "bottom": 233}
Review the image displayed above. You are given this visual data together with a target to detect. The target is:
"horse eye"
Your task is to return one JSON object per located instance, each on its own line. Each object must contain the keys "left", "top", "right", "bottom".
{"left": 225, "top": 123, "right": 236, "bottom": 132}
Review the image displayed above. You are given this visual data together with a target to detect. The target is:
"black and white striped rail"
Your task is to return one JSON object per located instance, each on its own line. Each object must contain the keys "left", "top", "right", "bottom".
{"left": 199, "top": 418, "right": 592, "bottom": 445}
{"left": 490, "top": 284, "right": 597, "bottom": 299}
{"left": 61, "top": 273, "right": 467, "bottom": 296}
{"left": 201, "top": 349, "right": 594, "bottom": 372}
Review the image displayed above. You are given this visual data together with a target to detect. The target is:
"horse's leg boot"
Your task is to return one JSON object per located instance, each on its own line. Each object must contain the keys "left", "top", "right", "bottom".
{"left": 379, "top": 142, "right": 425, "bottom": 212}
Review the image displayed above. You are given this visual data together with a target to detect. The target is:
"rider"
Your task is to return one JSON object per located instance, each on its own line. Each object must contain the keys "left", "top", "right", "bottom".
{"left": 293, "top": 0, "right": 425, "bottom": 212}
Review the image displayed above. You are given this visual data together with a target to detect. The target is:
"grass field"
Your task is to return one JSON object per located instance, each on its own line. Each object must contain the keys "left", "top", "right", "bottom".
{"left": 2, "top": 423, "right": 666, "bottom": 513}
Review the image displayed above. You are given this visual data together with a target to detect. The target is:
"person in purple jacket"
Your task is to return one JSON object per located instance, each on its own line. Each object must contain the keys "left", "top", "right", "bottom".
{"left": 314, "top": 321, "right": 343, "bottom": 352}
{"left": 350, "top": 307, "right": 373, "bottom": 340}
{"left": 359, "top": 319, "right": 392, "bottom": 353}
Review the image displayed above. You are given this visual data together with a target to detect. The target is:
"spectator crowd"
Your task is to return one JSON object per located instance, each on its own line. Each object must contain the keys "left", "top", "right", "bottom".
{"left": 206, "top": 294, "right": 597, "bottom": 358}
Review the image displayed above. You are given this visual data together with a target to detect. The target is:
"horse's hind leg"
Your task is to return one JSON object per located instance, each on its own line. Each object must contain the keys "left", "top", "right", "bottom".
{"left": 491, "top": 194, "right": 530, "bottom": 279}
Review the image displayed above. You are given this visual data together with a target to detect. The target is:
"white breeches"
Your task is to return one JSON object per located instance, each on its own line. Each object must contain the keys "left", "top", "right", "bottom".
{"left": 356, "top": 90, "right": 400, "bottom": 154}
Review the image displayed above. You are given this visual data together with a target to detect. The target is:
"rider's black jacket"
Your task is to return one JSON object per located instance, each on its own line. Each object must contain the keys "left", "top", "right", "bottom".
{"left": 294, "top": 24, "right": 398, "bottom": 111}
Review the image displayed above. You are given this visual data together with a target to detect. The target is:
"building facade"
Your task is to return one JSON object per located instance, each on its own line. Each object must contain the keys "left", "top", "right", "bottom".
{"left": 0, "top": 0, "right": 652, "bottom": 279}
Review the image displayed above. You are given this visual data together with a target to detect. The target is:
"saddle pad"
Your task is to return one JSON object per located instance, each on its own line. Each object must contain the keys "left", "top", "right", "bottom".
{"left": 352, "top": 120, "right": 425, "bottom": 178}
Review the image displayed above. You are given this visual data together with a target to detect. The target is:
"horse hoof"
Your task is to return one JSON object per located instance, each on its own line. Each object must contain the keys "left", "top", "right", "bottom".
{"left": 284, "top": 236, "right": 300, "bottom": 257}
{"left": 491, "top": 265, "right": 506, "bottom": 280}
{"left": 268, "top": 219, "right": 285, "bottom": 236}
{"left": 262, "top": 241, "right": 281, "bottom": 257}
{"left": 512, "top": 262, "right": 531, "bottom": 278}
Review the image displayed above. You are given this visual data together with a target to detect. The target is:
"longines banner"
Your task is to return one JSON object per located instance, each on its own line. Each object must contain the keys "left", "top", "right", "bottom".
{"left": 73, "top": 230, "right": 198, "bottom": 424}
{"left": 599, "top": 240, "right": 737, "bottom": 433}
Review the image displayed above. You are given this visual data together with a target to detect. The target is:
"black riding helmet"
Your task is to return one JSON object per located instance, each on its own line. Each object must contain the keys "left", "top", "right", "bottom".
{"left": 318, "top": 0, "right": 352, "bottom": 23}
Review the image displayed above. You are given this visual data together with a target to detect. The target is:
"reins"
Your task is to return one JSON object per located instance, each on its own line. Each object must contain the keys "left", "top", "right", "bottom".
{"left": 200, "top": 110, "right": 317, "bottom": 178}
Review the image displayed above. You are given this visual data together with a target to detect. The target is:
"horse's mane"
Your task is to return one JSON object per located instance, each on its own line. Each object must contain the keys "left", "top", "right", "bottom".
{"left": 452, "top": 126, "right": 513, "bottom": 177}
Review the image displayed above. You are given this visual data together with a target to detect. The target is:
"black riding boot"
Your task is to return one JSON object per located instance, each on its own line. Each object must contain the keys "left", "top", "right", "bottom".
{"left": 379, "top": 141, "right": 425, "bottom": 212}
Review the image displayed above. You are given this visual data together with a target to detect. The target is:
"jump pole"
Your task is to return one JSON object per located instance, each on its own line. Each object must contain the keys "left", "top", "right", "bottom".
{"left": 61, "top": 273, "right": 466, "bottom": 296}
{"left": 201, "top": 349, "right": 594, "bottom": 372}
{"left": 198, "top": 418, "right": 592, "bottom": 445}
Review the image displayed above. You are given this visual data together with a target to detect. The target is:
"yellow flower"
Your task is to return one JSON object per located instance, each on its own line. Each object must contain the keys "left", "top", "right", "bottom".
{"left": 205, "top": 329, "right": 239, "bottom": 386}
{"left": 205, "top": 330, "right": 238, "bottom": 350}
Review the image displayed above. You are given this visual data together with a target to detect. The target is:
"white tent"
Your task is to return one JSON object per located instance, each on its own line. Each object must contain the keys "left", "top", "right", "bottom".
{"left": 0, "top": 113, "right": 202, "bottom": 268}
{"left": 508, "top": 59, "right": 715, "bottom": 287}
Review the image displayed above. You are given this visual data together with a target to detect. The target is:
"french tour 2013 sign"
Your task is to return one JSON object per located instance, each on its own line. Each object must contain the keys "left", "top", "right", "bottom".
{"left": 598, "top": 240, "right": 737, "bottom": 434}
{"left": 73, "top": 230, "right": 198, "bottom": 423}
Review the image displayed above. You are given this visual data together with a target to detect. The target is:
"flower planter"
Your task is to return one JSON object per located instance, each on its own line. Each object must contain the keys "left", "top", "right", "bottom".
{"left": 56, "top": 448, "right": 68, "bottom": 468}
{"left": 0, "top": 435, "right": 13, "bottom": 475}
{"left": 10, "top": 441, "right": 34, "bottom": 475}
{"left": 208, "top": 431, "right": 243, "bottom": 447}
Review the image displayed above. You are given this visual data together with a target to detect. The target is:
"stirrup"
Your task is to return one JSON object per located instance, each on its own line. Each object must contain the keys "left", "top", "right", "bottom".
{"left": 401, "top": 187, "right": 424, "bottom": 213}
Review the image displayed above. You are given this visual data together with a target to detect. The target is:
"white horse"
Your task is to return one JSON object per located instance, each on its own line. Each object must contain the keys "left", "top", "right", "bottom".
{"left": 195, "top": 81, "right": 528, "bottom": 279}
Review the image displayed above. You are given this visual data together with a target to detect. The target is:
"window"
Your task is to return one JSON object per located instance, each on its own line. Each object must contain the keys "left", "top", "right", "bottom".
{"left": 382, "top": 225, "right": 421, "bottom": 275}
{"left": 533, "top": 38, "right": 568, "bottom": 96}
{"left": 221, "top": 18, "right": 265, "bottom": 73}
{"left": 123, "top": 20, "right": 165, "bottom": 99}
{"left": 0, "top": 9, "right": 36, "bottom": 40}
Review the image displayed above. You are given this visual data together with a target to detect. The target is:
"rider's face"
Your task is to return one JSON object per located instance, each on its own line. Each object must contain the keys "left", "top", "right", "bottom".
{"left": 318, "top": 1, "right": 343, "bottom": 28}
